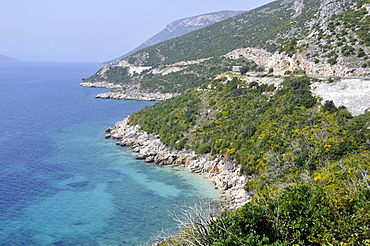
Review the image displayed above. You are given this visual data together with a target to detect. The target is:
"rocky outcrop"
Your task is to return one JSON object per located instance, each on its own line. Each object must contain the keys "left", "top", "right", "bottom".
{"left": 105, "top": 118, "right": 251, "bottom": 210}
{"left": 224, "top": 47, "right": 370, "bottom": 76}
{"left": 80, "top": 80, "right": 178, "bottom": 101}
{"left": 79, "top": 81, "right": 123, "bottom": 89}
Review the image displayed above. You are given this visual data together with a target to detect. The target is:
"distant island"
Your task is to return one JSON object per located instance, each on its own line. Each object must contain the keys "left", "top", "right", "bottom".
{"left": 0, "top": 54, "right": 18, "bottom": 61}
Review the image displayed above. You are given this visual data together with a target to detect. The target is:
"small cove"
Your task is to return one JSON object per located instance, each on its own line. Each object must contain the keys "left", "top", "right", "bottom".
{"left": 0, "top": 61, "right": 221, "bottom": 245}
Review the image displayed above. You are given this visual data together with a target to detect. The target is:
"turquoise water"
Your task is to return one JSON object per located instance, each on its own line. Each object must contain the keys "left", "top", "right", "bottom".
{"left": 0, "top": 61, "right": 220, "bottom": 245}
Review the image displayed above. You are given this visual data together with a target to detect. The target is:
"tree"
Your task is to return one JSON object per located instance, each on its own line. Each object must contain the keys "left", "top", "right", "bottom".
{"left": 322, "top": 100, "right": 337, "bottom": 113}
{"left": 240, "top": 65, "right": 250, "bottom": 75}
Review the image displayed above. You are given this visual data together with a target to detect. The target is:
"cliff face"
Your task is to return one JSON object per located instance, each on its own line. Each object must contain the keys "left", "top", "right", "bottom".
{"left": 224, "top": 47, "right": 370, "bottom": 76}
{"left": 312, "top": 79, "right": 370, "bottom": 116}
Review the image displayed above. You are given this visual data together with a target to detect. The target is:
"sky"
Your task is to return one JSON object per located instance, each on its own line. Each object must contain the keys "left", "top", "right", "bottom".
{"left": 1, "top": 0, "right": 273, "bottom": 62}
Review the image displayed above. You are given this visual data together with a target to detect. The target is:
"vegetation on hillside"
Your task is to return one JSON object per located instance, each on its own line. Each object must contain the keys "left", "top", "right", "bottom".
{"left": 160, "top": 184, "right": 370, "bottom": 245}
{"left": 86, "top": 57, "right": 262, "bottom": 93}
{"left": 125, "top": 0, "right": 359, "bottom": 67}
{"left": 85, "top": 0, "right": 363, "bottom": 94}
{"left": 285, "top": 0, "right": 370, "bottom": 68}
{"left": 103, "top": 10, "right": 245, "bottom": 65}
{"left": 130, "top": 75, "right": 370, "bottom": 245}
{"left": 87, "top": 0, "right": 370, "bottom": 243}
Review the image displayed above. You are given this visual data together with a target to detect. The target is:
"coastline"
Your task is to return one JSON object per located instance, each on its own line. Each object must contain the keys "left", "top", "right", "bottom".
{"left": 105, "top": 118, "right": 251, "bottom": 210}
{"left": 84, "top": 75, "right": 370, "bottom": 210}
{"left": 95, "top": 91, "right": 177, "bottom": 101}
{"left": 79, "top": 81, "right": 179, "bottom": 101}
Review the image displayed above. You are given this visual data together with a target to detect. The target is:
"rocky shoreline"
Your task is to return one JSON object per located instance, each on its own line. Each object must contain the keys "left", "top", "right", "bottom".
{"left": 95, "top": 91, "right": 177, "bottom": 101}
{"left": 79, "top": 81, "right": 178, "bottom": 101}
{"left": 105, "top": 118, "right": 251, "bottom": 210}
{"left": 79, "top": 81, "right": 122, "bottom": 89}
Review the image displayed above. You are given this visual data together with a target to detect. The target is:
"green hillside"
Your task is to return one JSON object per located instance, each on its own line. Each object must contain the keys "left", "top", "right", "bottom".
{"left": 103, "top": 10, "right": 244, "bottom": 65}
{"left": 84, "top": 0, "right": 362, "bottom": 94}
{"left": 85, "top": 57, "right": 261, "bottom": 93}
{"left": 131, "top": 74, "right": 370, "bottom": 245}
{"left": 125, "top": 0, "right": 358, "bottom": 66}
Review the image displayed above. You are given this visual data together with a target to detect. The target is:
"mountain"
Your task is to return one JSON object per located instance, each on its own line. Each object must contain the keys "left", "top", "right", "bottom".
{"left": 0, "top": 54, "right": 18, "bottom": 61}
{"left": 123, "top": 0, "right": 360, "bottom": 66}
{"left": 103, "top": 10, "right": 244, "bottom": 65}
{"left": 82, "top": 0, "right": 368, "bottom": 100}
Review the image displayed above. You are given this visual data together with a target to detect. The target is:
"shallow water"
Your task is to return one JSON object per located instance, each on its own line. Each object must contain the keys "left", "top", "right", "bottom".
{"left": 0, "top": 61, "right": 220, "bottom": 245}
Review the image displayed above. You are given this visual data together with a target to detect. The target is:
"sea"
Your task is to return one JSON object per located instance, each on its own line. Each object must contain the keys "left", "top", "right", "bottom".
{"left": 0, "top": 61, "right": 220, "bottom": 245}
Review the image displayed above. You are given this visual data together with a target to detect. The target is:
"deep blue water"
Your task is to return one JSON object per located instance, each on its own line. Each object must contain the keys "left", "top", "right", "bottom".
{"left": 0, "top": 61, "right": 220, "bottom": 245}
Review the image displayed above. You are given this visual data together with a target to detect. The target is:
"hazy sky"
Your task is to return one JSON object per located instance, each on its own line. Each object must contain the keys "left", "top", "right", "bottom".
{"left": 1, "top": 0, "right": 273, "bottom": 62}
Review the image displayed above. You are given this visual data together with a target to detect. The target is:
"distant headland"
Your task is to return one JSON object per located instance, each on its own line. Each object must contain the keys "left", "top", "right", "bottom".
{"left": 0, "top": 54, "right": 18, "bottom": 61}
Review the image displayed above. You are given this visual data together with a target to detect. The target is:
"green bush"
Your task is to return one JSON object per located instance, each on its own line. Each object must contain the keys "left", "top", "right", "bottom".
{"left": 358, "top": 48, "right": 366, "bottom": 57}
{"left": 328, "top": 58, "right": 337, "bottom": 65}
{"left": 207, "top": 203, "right": 278, "bottom": 246}
{"left": 322, "top": 100, "right": 337, "bottom": 112}
{"left": 203, "top": 185, "right": 370, "bottom": 245}
{"left": 341, "top": 45, "right": 355, "bottom": 56}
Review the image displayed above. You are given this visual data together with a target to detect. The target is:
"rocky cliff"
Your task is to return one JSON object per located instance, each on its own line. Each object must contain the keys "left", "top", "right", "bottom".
{"left": 225, "top": 47, "right": 370, "bottom": 77}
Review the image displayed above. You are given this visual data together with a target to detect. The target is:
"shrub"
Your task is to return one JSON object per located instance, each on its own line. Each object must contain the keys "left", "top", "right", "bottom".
{"left": 341, "top": 45, "right": 355, "bottom": 56}
{"left": 322, "top": 100, "right": 337, "bottom": 113}
{"left": 203, "top": 185, "right": 370, "bottom": 246}
{"left": 292, "top": 69, "right": 306, "bottom": 75}
{"left": 239, "top": 65, "right": 249, "bottom": 75}
{"left": 358, "top": 48, "right": 366, "bottom": 57}
{"left": 328, "top": 58, "right": 337, "bottom": 65}
{"left": 207, "top": 203, "right": 278, "bottom": 245}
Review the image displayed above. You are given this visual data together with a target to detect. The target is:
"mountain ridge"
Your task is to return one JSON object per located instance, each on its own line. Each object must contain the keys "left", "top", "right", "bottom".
{"left": 103, "top": 10, "right": 244, "bottom": 65}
